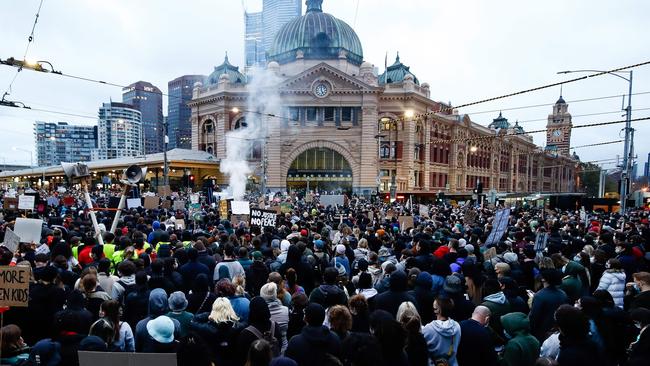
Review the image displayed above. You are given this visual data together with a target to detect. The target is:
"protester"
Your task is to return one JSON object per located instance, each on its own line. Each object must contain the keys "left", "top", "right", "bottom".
{"left": 422, "top": 297, "right": 461, "bottom": 366}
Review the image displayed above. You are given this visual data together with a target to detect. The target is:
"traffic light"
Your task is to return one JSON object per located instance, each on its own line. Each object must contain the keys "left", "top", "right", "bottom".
{"left": 188, "top": 174, "right": 195, "bottom": 188}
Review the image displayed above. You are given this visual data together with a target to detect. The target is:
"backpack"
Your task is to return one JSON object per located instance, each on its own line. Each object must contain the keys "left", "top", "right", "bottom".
{"left": 116, "top": 280, "right": 137, "bottom": 305}
{"left": 245, "top": 321, "right": 280, "bottom": 356}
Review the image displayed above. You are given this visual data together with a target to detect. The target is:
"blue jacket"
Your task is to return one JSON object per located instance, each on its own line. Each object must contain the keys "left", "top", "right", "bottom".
{"left": 229, "top": 295, "right": 250, "bottom": 324}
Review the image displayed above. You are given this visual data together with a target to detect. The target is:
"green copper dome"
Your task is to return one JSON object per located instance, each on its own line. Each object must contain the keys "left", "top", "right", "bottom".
{"left": 268, "top": 0, "right": 363, "bottom": 65}
{"left": 488, "top": 112, "right": 511, "bottom": 130}
{"left": 207, "top": 54, "right": 247, "bottom": 85}
{"left": 379, "top": 53, "right": 420, "bottom": 85}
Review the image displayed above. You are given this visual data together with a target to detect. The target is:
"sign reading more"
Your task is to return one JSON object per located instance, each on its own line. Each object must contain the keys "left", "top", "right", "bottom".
{"left": 0, "top": 266, "right": 30, "bottom": 307}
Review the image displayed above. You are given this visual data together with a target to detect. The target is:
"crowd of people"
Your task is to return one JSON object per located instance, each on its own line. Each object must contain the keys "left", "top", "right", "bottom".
{"left": 1, "top": 187, "right": 650, "bottom": 366}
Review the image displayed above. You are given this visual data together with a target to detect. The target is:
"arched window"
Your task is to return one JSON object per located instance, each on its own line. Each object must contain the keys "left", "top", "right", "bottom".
{"left": 234, "top": 117, "right": 248, "bottom": 130}
{"left": 206, "top": 146, "right": 213, "bottom": 154}
{"left": 203, "top": 120, "right": 214, "bottom": 133}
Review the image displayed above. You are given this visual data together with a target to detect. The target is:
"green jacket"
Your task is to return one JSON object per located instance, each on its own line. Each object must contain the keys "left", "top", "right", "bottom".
{"left": 500, "top": 312, "right": 540, "bottom": 366}
{"left": 560, "top": 261, "right": 584, "bottom": 302}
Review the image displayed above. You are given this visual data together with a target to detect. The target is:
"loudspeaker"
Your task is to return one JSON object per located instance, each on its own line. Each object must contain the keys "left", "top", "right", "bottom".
{"left": 61, "top": 162, "right": 90, "bottom": 178}
{"left": 121, "top": 165, "right": 147, "bottom": 186}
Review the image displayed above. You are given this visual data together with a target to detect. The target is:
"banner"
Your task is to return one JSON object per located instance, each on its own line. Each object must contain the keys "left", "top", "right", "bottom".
{"left": 0, "top": 266, "right": 30, "bottom": 307}
{"left": 173, "top": 200, "right": 186, "bottom": 210}
{"left": 484, "top": 208, "right": 511, "bottom": 247}
{"left": 250, "top": 208, "right": 277, "bottom": 227}
{"left": 398, "top": 215, "right": 414, "bottom": 230}
{"left": 320, "top": 195, "right": 345, "bottom": 207}
{"left": 18, "top": 195, "right": 35, "bottom": 210}
{"left": 231, "top": 200, "right": 250, "bottom": 215}
{"left": 534, "top": 232, "right": 549, "bottom": 252}
{"left": 419, "top": 204, "right": 429, "bottom": 218}
{"left": 78, "top": 351, "right": 176, "bottom": 366}
{"left": 219, "top": 200, "right": 229, "bottom": 218}
{"left": 14, "top": 218, "right": 43, "bottom": 244}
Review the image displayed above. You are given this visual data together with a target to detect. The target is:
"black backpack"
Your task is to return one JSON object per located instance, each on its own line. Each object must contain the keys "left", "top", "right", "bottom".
{"left": 116, "top": 280, "right": 137, "bottom": 305}
{"left": 245, "top": 321, "right": 280, "bottom": 356}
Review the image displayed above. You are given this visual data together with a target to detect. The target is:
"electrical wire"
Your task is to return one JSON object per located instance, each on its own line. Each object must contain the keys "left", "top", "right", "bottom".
{"left": 1, "top": 0, "right": 45, "bottom": 101}
{"left": 569, "top": 140, "right": 622, "bottom": 149}
{"left": 517, "top": 106, "right": 650, "bottom": 125}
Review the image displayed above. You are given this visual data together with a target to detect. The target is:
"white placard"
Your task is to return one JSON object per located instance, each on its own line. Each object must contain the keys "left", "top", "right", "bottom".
{"left": 231, "top": 200, "right": 250, "bottom": 215}
{"left": 18, "top": 195, "right": 35, "bottom": 210}
{"left": 190, "top": 194, "right": 200, "bottom": 204}
{"left": 2, "top": 228, "right": 20, "bottom": 252}
{"left": 13, "top": 218, "right": 43, "bottom": 244}
{"left": 127, "top": 198, "right": 142, "bottom": 209}
{"left": 320, "top": 194, "right": 345, "bottom": 207}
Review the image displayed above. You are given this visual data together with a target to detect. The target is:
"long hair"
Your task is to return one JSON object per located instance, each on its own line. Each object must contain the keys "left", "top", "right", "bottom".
{"left": 208, "top": 297, "right": 239, "bottom": 324}
{"left": 396, "top": 302, "right": 421, "bottom": 334}
{"left": 101, "top": 300, "right": 122, "bottom": 341}
{"left": 245, "top": 339, "right": 272, "bottom": 366}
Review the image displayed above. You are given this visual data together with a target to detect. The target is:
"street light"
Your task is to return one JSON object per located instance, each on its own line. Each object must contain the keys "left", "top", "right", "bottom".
{"left": 13, "top": 146, "right": 33, "bottom": 167}
{"left": 558, "top": 69, "right": 633, "bottom": 214}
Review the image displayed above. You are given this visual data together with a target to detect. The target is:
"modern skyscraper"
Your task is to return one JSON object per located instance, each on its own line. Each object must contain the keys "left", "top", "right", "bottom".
{"left": 95, "top": 102, "right": 143, "bottom": 159}
{"left": 644, "top": 153, "right": 650, "bottom": 177}
{"left": 244, "top": 0, "right": 301, "bottom": 69}
{"left": 167, "top": 75, "right": 205, "bottom": 149}
{"left": 34, "top": 121, "right": 97, "bottom": 166}
{"left": 122, "top": 81, "right": 163, "bottom": 154}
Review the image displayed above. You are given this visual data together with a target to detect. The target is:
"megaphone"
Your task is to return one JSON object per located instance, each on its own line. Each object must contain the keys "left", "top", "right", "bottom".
{"left": 121, "top": 165, "right": 147, "bottom": 186}
{"left": 61, "top": 162, "right": 90, "bottom": 179}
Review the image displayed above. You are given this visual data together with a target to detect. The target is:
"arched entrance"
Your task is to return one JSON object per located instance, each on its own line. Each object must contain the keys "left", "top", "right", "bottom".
{"left": 286, "top": 147, "right": 352, "bottom": 194}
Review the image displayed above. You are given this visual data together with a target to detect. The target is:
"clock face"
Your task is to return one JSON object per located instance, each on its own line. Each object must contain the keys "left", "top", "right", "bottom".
{"left": 553, "top": 129, "right": 562, "bottom": 137}
{"left": 313, "top": 83, "right": 329, "bottom": 97}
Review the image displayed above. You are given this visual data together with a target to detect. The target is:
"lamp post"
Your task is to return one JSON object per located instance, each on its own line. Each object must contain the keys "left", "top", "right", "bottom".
{"left": 163, "top": 120, "right": 169, "bottom": 187}
{"left": 13, "top": 146, "right": 33, "bottom": 167}
{"left": 557, "top": 69, "right": 633, "bottom": 213}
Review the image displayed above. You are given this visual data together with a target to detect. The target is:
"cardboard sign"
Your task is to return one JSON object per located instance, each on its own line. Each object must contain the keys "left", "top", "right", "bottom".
{"left": 231, "top": 200, "right": 250, "bottom": 215}
{"left": 280, "top": 202, "right": 293, "bottom": 214}
{"left": 368, "top": 211, "right": 374, "bottom": 221}
{"left": 484, "top": 208, "right": 511, "bottom": 246}
{"left": 3, "top": 197, "right": 18, "bottom": 211}
{"left": 272, "top": 206, "right": 282, "bottom": 214}
{"left": 18, "top": 195, "right": 35, "bottom": 210}
{"left": 0, "top": 266, "right": 30, "bottom": 307}
{"left": 386, "top": 209, "right": 395, "bottom": 219}
{"left": 2, "top": 228, "right": 20, "bottom": 253}
{"left": 230, "top": 214, "right": 249, "bottom": 227}
{"left": 176, "top": 219, "right": 186, "bottom": 230}
{"left": 419, "top": 204, "right": 429, "bottom": 218}
{"left": 143, "top": 196, "right": 159, "bottom": 210}
{"left": 320, "top": 194, "right": 345, "bottom": 207}
{"left": 398, "top": 215, "right": 414, "bottom": 230}
{"left": 78, "top": 351, "right": 176, "bottom": 366}
{"left": 13, "top": 218, "right": 43, "bottom": 244}
{"left": 219, "top": 200, "right": 229, "bottom": 218}
{"left": 250, "top": 208, "right": 278, "bottom": 227}
{"left": 190, "top": 194, "right": 200, "bottom": 204}
{"left": 161, "top": 200, "right": 171, "bottom": 209}
{"left": 464, "top": 209, "right": 478, "bottom": 226}
{"left": 127, "top": 198, "right": 142, "bottom": 209}
{"left": 157, "top": 185, "right": 171, "bottom": 197}
{"left": 173, "top": 200, "right": 186, "bottom": 210}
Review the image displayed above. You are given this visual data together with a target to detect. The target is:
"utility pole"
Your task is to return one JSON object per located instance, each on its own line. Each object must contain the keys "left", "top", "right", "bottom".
{"left": 163, "top": 119, "right": 169, "bottom": 187}
{"left": 620, "top": 71, "right": 633, "bottom": 213}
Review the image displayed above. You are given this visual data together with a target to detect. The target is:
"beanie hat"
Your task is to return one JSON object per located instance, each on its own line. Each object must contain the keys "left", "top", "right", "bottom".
{"left": 304, "top": 303, "right": 325, "bottom": 326}
{"left": 314, "top": 239, "right": 324, "bottom": 249}
{"left": 464, "top": 244, "right": 475, "bottom": 254}
{"left": 503, "top": 252, "right": 519, "bottom": 264}
{"left": 336, "top": 244, "right": 346, "bottom": 255}
{"left": 280, "top": 240, "right": 290, "bottom": 252}
{"left": 252, "top": 251, "right": 263, "bottom": 260}
{"left": 458, "top": 238, "right": 467, "bottom": 248}
{"left": 168, "top": 291, "right": 188, "bottom": 312}
{"left": 300, "top": 229, "right": 308, "bottom": 237}
{"left": 271, "top": 239, "right": 280, "bottom": 249}
{"left": 443, "top": 274, "right": 463, "bottom": 294}
{"left": 260, "top": 282, "right": 278, "bottom": 301}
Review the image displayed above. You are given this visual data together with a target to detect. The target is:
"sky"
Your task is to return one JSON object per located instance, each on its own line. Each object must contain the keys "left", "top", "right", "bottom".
{"left": 1, "top": 0, "right": 649, "bottom": 172}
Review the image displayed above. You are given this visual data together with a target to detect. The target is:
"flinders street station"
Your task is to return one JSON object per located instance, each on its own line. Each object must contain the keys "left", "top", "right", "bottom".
{"left": 189, "top": 0, "right": 577, "bottom": 199}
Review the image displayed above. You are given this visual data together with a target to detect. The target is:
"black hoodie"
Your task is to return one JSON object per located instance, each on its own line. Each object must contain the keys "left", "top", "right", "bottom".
{"left": 285, "top": 325, "right": 342, "bottom": 366}
{"left": 374, "top": 270, "right": 418, "bottom": 318}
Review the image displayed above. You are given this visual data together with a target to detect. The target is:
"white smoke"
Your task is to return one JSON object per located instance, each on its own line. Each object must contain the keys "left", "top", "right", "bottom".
{"left": 220, "top": 67, "right": 283, "bottom": 200}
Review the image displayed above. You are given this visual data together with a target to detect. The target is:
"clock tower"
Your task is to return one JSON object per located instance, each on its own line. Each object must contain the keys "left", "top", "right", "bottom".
{"left": 546, "top": 95, "right": 572, "bottom": 156}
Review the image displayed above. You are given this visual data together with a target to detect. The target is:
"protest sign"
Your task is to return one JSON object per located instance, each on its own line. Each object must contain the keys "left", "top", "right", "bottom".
{"left": 272, "top": 206, "right": 282, "bottom": 214}
{"left": 173, "top": 200, "right": 186, "bottom": 210}
{"left": 250, "top": 209, "right": 278, "bottom": 227}
{"left": 1, "top": 228, "right": 20, "bottom": 253}
{"left": 13, "top": 218, "right": 43, "bottom": 244}
{"left": 320, "top": 195, "right": 344, "bottom": 207}
{"left": 143, "top": 196, "right": 159, "bottom": 210}
{"left": 175, "top": 219, "right": 186, "bottom": 230}
{"left": 161, "top": 200, "right": 171, "bottom": 209}
{"left": 464, "top": 209, "right": 478, "bottom": 226}
{"left": 534, "top": 232, "right": 549, "bottom": 252}
{"left": 78, "top": 351, "right": 176, "bottom": 366}
{"left": 0, "top": 266, "right": 30, "bottom": 307}
{"left": 280, "top": 202, "right": 293, "bottom": 214}
{"left": 219, "top": 200, "right": 229, "bottom": 218}
{"left": 127, "top": 198, "right": 142, "bottom": 209}
{"left": 419, "top": 204, "right": 429, "bottom": 218}
{"left": 231, "top": 214, "right": 249, "bottom": 227}
{"left": 18, "top": 195, "right": 35, "bottom": 210}
{"left": 484, "top": 208, "right": 511, "bottom": 247}
{"left": 367, "top": 211, "right": 374, "bottom": 221}
{"left": 157, "top": 185, "right": 171, "bottom": 197}
{"left": 398, "top": 215, "right": 414, "bottom": 230}
{"left": 231, "top": 200, "right": 250, "bottom": 215}
{"left": 190, "top": 194, "right": 200, "bottom": 204}
{"left": 3, "top": 197, "right": 18, "bottom": 211}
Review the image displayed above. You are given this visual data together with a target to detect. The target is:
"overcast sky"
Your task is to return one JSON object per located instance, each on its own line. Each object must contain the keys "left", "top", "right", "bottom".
{"left": 1, "top": 0, "right": 649, "bottom": 172}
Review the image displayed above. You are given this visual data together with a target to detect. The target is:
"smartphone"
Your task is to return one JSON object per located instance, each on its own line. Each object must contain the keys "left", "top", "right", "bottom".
{"left": 526, "top": 290, "right": 535, "bottom": 298}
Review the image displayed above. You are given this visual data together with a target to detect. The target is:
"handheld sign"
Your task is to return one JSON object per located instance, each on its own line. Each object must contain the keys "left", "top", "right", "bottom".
{"left": 18, "top": 195, "right": 35, "bottom": 210}
{"left": 231, "top": 201, "right": 250, "bottom": 215}
{"left": 484, "top": 208, "right": 511, "bottom": 247}
{"left": 78, "top": 351, "right": 176, "bottom": 366}
{"left": 0, "top": 266, "right": 30, "bottom": 307}
{"left": 250, "top": 209, "right": 277, "bottom": 227}
{"left": 534, "top": 233, "right": 549, "bottom": 252}
{"left": 127, "top": 198, "right": 142, "bottom": 209}
{"left": 13, "top": 218, "right": 43, "bottom": 244}
{"left": 143, "top": 196, "right": 159, "bottom": 210}
{"left": 1, "top": 228, "right": 20, "bottom": 253}
{"left": 173, "top": 200, "right": 186, "bottom": 210}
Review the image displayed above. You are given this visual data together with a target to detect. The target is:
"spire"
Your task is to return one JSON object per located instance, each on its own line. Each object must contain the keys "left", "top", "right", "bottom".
{"left": 395, "top": 52, "right": 400, "bottom": 64}
{"left": 498, "top": 111, "right": 503, "bottom": 118}
{"left": 224, "top": 52, "right": 230, "bottom": 64}
{"left": 556, "top": 85, "right": 566, "bottom": 104}
{"left": 306, "top": 0, "right": 323, "bottom": 13}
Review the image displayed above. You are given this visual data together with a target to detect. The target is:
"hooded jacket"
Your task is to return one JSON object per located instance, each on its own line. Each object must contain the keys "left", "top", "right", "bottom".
{"left": 481, "top": 292, "right": 511, "bottom": 343}
{"left": 500, "top": 312, "right": 540, "bottom": 366}
{"left": 422, "top": 318, "right": 461, "bottom": 366}
{"left": 284, "top": 325, "right": 342, "bottom": 366}
{"left": 309, "top": 283, "right": 348, "bottom": 308}
{"left": 134, "top": 288, "right": 181, "bottom": 352}
{"left": 560, "top": 261, "right": 585, "bottom": 303}
{"left": 189, "top": 314, "right": 242, "bottom": 366}
{"left": 408, "top": 272, "right": 435, "bottom": 324}
{"left": 374, "top": 271, "right": 418, "bottom": 318}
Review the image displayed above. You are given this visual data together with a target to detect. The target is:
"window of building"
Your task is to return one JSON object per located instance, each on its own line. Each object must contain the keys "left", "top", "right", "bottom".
{"left": 324, "top": 107, "right": 336, "bottom": 123}
{"left": 342, "top": 107, "right": 353, "bottom": 122}
{"left": 306, "top": 107, "right": 317, "bottom": 122}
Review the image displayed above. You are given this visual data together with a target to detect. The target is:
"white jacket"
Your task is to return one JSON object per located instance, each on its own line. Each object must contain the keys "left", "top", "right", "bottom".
{"left": 597, "top": 270, "right": 626, "bottom": 308}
